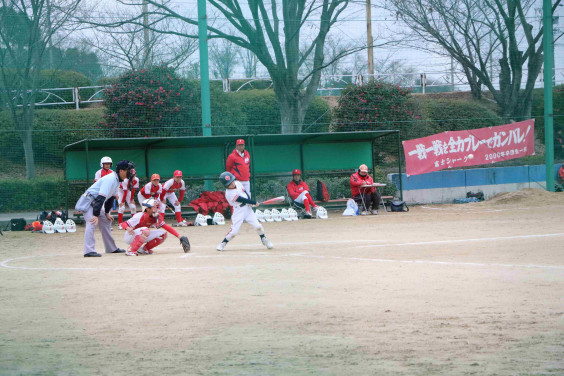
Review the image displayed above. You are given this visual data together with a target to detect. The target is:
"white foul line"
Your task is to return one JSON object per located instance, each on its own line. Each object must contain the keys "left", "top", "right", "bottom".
{"left": 353, "top": 233, "right": 564, "bottom": 249}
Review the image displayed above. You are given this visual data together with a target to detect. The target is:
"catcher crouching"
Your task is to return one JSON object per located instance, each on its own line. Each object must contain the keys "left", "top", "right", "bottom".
{"left": 120, "top": 198, "right": 190, "bottom": 256}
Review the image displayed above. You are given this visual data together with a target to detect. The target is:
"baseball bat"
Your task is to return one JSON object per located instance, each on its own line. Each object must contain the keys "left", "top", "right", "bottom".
{"left": 260, "top": 196, "right": 285, "bottom": 205}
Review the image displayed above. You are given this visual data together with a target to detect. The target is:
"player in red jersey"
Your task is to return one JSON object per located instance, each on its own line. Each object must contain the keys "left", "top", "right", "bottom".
{"left": 286, "top": 169, "right": 318, "bottom": 218}
{"left": 138, "top": 173, "right": 166, "bottom": 212}
{"left": 226, "top": 139, "right": 251, "bottom": 196}
{"left": 160, "top": 170, "right": 189, "bottom": 226}
{"left": 117, "top": 168, "right": 140, "bottom": 225}
{"left": 94, "top": 156, "right": 114, "bottom": 182}
{"left": 121, "top": 198, "right": 189, "bottom": 256}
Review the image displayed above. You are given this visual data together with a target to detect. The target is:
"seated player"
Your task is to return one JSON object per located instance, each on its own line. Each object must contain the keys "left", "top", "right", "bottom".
{"left": 160, "top": 170, "right": 189, "bottom": 226}
{"left": 94, "top": 156, "right": 114, "bottom": 182}
{"left": 117, "top": 168, "right": 139, "bottom": 225}
{"left": 350, "top": 164, "right": 381, "bottom": 215}
{"left": 216, "top": 172, "right": 273, "bottom": 252}
{"left": 286, "top": 169, "right": 318, "bottom": 219}
{"left": 121, "top": 198, "right": 190, "bottom": 256}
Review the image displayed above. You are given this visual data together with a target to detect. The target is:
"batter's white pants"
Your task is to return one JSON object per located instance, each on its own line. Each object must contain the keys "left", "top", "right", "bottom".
{"left": 124, "top": 227, "right": 167, "bottom": 245}
{"left": 225, "top": 204, "right": 263, "bottom": 241}
{"left": 159, "top": 192, "right": 181, "bottom": 214}
{"left": 118, "top": 190, "right": 137, "bottom": 214}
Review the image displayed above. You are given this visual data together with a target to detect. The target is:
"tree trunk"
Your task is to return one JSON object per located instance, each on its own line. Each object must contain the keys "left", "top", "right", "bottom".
{"left": 279, "top": 96, "right": 306, "bottom": 134}
{"left": 19, "top": 128, "right": 36, "bottom": 179}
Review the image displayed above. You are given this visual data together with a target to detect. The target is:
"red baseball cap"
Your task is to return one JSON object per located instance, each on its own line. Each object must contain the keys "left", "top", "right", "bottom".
{"left": 151, "top": 173, "right": 160, "bottom": 181}
{"left": 173, "top": 170, "right": 182, "bottom": 177}
{"left": 292, "top": 169, "right": 302, "bottom": 175}
{"left": 236, "top": 139, "right": 245, "bottom": 145}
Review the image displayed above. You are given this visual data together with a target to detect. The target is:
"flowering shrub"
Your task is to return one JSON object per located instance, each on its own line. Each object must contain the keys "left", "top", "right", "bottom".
{"left": 102, "top": 66, "right": 189, "bottom": 137}
{"left": 332, "top": 80, "right": 416, "bottom": 134}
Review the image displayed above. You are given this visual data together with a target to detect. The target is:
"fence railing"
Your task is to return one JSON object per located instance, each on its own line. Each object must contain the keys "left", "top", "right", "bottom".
{"left": 5, "top": 68, "right": 564, "bottom": 108}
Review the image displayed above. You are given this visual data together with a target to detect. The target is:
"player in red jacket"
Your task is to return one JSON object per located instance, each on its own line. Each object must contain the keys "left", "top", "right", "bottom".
{"left": 350, "top": 164, "right": 381, "bottom": 215}
{"left": 286, "top": 169, "right": 318, "bottom": 218}
{"left": 160, "top": 170, "right": 189, "bottom": 226}
{"left": 94, "top": 156, "right": 114, "bottom": 182}
{"left": 226, "top": 139, "right": 251, "bottom": 195}
{"left": 117, "top": 168, "right": 140, "bottom": 225}
{"left": 121, "top": 198, "right": 185, "bottom": 256}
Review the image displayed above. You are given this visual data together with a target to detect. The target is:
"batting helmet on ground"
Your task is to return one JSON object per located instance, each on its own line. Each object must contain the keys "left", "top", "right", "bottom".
{"left": 219, "top": 172, "right": 236, "bottom": 187}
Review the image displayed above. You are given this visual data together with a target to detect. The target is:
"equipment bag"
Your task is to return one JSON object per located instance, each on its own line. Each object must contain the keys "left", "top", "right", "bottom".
{"left": 10, "top": 218, "right": 27, "bottom": 231}
{"left": 316, "top": 180, "right": 330, "bottom": 202}
{"left": 390, "top": 200, "right": 409, "bottom": 212}
{"left": 466, "top": 191, "right": 484, "bottom": 201}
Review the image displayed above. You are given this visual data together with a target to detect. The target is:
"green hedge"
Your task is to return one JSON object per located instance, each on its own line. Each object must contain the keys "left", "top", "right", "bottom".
{"left": 414, "top": 97, "right": 504, "bottom": 136}
{"left": 531, "top": 85, "right": 564, "bottom": 142}
{"left": 0, "top": 108, "right": 105, "bottom": 165}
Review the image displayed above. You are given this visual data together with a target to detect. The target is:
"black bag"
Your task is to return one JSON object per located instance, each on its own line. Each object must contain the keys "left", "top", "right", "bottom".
{"left": 466, "top": 191, "right": 484, "bottom": 201}
{"left": 390, "top": 200, "right": 409, "bottom": 212}
{"left": 10, "top": 218, "right": 27, "bottom": 231}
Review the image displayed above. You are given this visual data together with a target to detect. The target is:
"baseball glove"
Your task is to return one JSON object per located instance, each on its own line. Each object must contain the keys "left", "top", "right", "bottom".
{"left": 179, "top": 236, "right": 191, "bottom": 253}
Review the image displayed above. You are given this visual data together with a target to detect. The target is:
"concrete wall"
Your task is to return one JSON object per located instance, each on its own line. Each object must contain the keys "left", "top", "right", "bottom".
{"left": 388, "top": 164, "right": 561, "bottom": 204}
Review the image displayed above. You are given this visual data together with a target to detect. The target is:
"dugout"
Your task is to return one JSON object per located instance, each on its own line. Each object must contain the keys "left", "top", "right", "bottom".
{"left": 63, "top": 130, "right": 403, "bottom": 211}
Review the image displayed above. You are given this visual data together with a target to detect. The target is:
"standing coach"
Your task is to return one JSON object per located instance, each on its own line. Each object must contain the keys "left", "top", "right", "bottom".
{"left": 226, "top": 139, "right": 252, "bottom": 196}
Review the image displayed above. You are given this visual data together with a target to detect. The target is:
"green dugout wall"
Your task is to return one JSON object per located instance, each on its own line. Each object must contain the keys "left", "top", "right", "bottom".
{"left": 64, "top": 131, "right": 402, "bottom": 202}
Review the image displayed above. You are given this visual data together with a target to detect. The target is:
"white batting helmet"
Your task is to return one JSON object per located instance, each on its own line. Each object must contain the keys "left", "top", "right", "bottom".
{"left": 263, "top": 209, "right": 274, "bottom": 222}
{"left": 255, "top": 209, "right": 265, "bottom": 223}
{"left": 213, "top": 212, "right": 225, "bottom": 225}
{"left": 281, "top": 208, "right": 291, "bottom": 221}
{"left": 195, "top": 213, "right": 208, "bottom": 226}
{"left": 288, "top": 208, "right": 299, "bottom": 221}
{"left": 271, "top": 209, "right": 282, "bottom": 222}
{"left": 54, "top": 218, "right": 66, "bottom": 233}
{"left": 42, "top": 220, "right": 54, "bottom": 234}
{"left": 65, "top": 219, "right": 77, "bottom": 233}
{"left": 100, "top": 156, "right": 112, "bottom": 167}
{"left": 316, "top": 206, "right": 328, "bottom": 219}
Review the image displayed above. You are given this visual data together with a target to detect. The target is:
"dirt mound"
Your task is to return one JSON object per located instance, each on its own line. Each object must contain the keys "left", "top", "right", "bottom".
{"left": 480, "top": 188, "right": 564, "bottom": 206}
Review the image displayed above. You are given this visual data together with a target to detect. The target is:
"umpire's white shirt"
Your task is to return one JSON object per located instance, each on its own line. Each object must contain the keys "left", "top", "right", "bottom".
{"left": 86, "top": 171, "right": 119, "bottom": 198}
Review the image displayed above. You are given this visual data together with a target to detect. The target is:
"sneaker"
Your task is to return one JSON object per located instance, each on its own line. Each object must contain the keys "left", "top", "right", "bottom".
{"left": 174, "top": 220, "right": 188, "bottom": 227}
{"left": 360, "top": 211, "right": 369, "bottom": 216}
{"left": 125, "top": 250, "right": 138, "bottom": 256}
{"left": 304, "top": 212, "right": 312, "bottom": 219}
{"left": 371, "top": 210, "right": 379, "bottom": 215}
{"left": 84, "top": 252, "right": 101, "bottom": 257}
{"left": 217, "top": 242, "right": 227, "bottom": 252}
{"left": 261, "top": 237, "right": 274, "bottom": 249}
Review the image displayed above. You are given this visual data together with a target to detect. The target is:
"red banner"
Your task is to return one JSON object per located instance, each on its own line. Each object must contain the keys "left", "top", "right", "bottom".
{"left": 402, "top": 120, "right": 535, "bottom": 176}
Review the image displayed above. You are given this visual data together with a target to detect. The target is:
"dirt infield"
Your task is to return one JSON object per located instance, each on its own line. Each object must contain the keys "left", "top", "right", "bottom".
{"left": 1, "top": 189, "right": 564, "bottom": 375}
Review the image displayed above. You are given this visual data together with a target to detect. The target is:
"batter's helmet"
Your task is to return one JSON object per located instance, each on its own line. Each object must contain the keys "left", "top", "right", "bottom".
{"left": 173, "top": 170, "right": 183, "bottom": 177}
{"left": 236, "top": 139, "right": 245, "bottom": 145}
{"left": 219, "top": 171, "right": 236, "bottom": 187}
{"left": 292, "top": 169, "right": 302, "bottom": 175}
{"left": 100, "top": 156, "right": 112, "bottom": 168}
{"left": 151, "top": 173, "right": 160, "bottom": 181}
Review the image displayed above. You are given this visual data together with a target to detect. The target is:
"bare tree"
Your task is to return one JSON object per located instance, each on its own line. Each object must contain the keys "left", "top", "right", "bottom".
{"left": 239, "top": 48, "right": 258, "bottom": 78}
{"left": 83, "top": 3, "right": 197, "bottom": 74}
{"left": 0, "top": 0, "right": 82, "bottom": 179}
{"left": 387, "top": 0, "right": 563, "bottom": 121}
{"left": 209, "top": 38, "right": 239, "bottom": 79}
{"left": 100, "top": 0, "right": 357, "bottom": 133}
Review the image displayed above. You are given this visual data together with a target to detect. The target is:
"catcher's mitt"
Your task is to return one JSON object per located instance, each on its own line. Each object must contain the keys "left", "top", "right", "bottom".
{"left": 179, "top": 236, "right": 191, "bottom": 253}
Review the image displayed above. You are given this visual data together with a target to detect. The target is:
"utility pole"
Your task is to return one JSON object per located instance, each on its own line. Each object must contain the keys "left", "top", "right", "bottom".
{"left": 142, "top": 0, "right": 150, "bottom": 68}
{"left": 543, "top": 0, "right": 554, "bottom": 192}
{"left": 366, "top": 0, "right": 374, "bottom": 80}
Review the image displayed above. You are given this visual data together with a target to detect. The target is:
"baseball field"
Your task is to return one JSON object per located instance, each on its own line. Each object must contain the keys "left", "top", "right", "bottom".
{"left": 1, "top": 188, "right": 563, "bottom": 375}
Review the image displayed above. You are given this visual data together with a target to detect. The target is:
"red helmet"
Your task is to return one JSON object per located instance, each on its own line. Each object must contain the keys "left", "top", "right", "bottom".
{"left": 151, "top": 173, "right": 160, "bottom": 181}
{"left": 173, "top": 170, "right": 182, "bottom": 177}
{"left": 236, "top": 139, "right": 245, "bottom": 145}
{"left": 292, "top": 169, "right": 302, "bottom": 175}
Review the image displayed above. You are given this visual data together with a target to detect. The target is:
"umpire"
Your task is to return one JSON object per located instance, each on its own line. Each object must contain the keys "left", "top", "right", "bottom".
{"left": 76, "top": 160, "right": 135, "bottom": 257}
